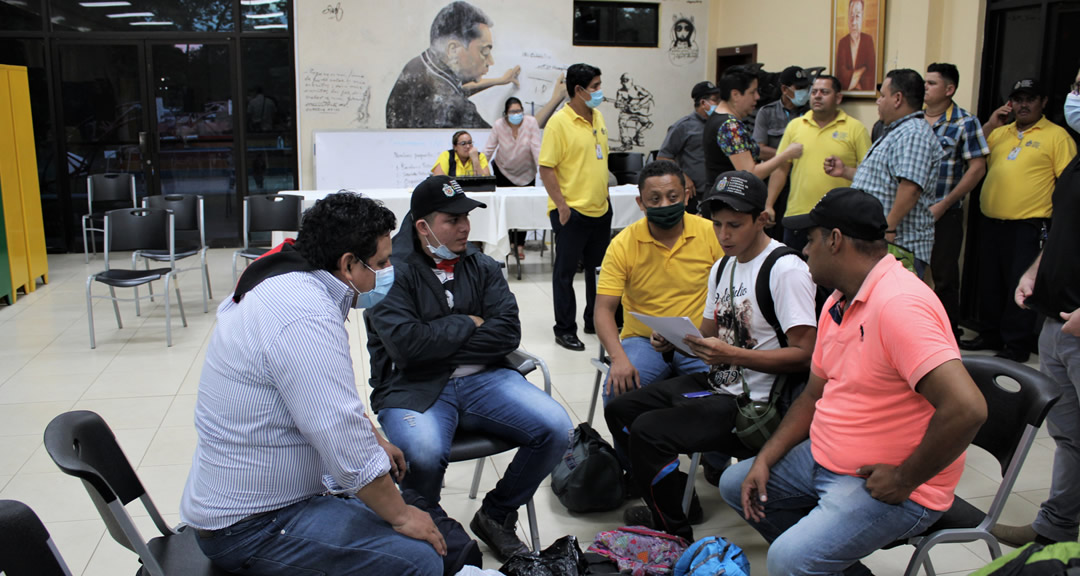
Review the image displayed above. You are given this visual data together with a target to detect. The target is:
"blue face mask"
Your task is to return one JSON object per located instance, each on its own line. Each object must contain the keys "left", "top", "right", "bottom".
{"left": 586, "top": 88, "right": 604, "bottom": 109}
{"left": 507, "top": 112, "right": 524, "bottom": 125}
{"left": 423, "top": 223, "right": 459, "bottom": 260}
{"left": 791, "top": 88, "right": 810, "bottom": 107}
{"left": 350, "top": 262, "right": 394, "bottom": 309}
{"left": 1065, "top": 93, "right": 1080, "bottom": 132}
{"left": 707, "top": 104, "right": 718, "bottom": 116}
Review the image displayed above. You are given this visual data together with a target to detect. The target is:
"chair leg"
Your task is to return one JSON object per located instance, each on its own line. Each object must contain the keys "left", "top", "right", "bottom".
{"left": 682, "top": 452, "right": 701, "bottom": 515}
{"left": 82, "top": 219, "right": 90, "bottom": 264}
{"left": 86, "top": 277, "right": 96, "bottom": 349}
{"left": 200, "top": 252, "right": 210, "bottom": 313}
{"left": 526, "top": 498, "right": 541, "bottom": 552}
{"left": 469, "top": 458, "right": 485, "bottom": 500}
{"left": 145, "top": 258, "right": 155, "bottom": 303}
{"left": 164, "top": 274, "right": 173, "bottom": 347}
{"left": 108, "top": 286, "right": 122, "bottom": 329}
{"left": 175, "top": 277, "right": 188, "bottom": 327}
{"left": 588, "top": 370, "right": 602, "bottom": 426}
{"left": 232, "top": 251, "right": 239, "bottom": 287}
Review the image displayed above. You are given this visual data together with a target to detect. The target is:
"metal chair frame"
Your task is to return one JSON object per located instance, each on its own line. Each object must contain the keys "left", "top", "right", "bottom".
{"left": 232, "top": 194, "right": 303, "bottom": 285}
{"left": 138, "top": 195, "right": 213, "bottom": 313}
{"left": 82, "top": 173, "right": 137, "bottom": 263}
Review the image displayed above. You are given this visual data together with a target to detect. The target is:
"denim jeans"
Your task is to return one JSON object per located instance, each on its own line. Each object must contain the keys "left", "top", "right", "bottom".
{"left": 378, "top": 368, "right": 573, "bottom": 522}
{"left": 1033, "top": 318, "right": 1080, "bottom": 542}
{"left": 195, "top": 494, "right": 443, "bottom": 575}
{"left": 719, "top": 440, "right": 942, "bottom": 575}
{"left": 601, "top": 336, "right": 708, "bottom": 406}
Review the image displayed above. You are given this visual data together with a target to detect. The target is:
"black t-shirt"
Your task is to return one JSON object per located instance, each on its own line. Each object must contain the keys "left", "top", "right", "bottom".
{"left": 1028, "top": 155, "right": 1080, "bottom": 318}
{"left": 702, "top": 113, "right": 737, "bottom": 190}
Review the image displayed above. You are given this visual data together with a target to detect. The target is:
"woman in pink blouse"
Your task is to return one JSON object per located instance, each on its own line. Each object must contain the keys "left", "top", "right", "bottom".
{"left": 484, "top": 97, "right": 542, "bottom": 260}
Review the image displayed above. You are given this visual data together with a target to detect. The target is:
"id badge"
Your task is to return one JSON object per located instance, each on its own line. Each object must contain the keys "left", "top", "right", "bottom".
{"left": 596, "top": 144, "right": 603, "bottom": 160}
{"left": 1007, "top": 147, "right": 1021, "bottom": 161}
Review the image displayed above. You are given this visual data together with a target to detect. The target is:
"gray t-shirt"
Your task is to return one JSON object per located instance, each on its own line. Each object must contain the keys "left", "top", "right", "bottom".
{"left": 753, "top": 99, "right": 808, "bottom": 149}
{"left": 658, "top": 111, "right": 709, "bottom": 191}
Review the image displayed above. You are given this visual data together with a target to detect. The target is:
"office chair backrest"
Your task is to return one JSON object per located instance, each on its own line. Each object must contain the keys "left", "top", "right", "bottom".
{"left": 608, "top": 152, "right": 645, "bottom": 174}
{"left": 0, "top": 500, "right": 72, "bottom": 576}
{"left": 88, "top": 174, "right": 137, "bottom": 211}
{"left": 963, "top": 355, "right": 1060, "bottom": 477}
{"left": 103, "top": 208, "right": 173, "bottom": 268}
{"left": 145, "top": 194, "right": 201, "bottom": 232}
{"left": 247, "top": 193, "right": 303, "bottom": 233}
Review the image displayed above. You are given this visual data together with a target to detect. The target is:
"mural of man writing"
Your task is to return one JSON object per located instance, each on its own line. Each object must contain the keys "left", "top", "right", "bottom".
{"left": 386, "top": 1, "right": 520, "bottom": 129}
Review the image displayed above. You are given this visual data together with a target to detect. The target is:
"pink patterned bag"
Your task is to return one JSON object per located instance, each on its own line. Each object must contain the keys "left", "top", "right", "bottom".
{"left": 587, "top": 525, "right": 691, "bottom": 576}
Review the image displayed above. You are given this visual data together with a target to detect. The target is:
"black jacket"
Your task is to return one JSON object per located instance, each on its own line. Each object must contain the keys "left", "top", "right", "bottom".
{"left": 366, "top": 214, "right": 521, "bottom": 413}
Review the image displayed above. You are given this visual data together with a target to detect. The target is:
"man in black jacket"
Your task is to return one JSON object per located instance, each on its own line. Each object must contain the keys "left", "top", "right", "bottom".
{"left": 366, "top": 176, "right": 573, "bottom": 561}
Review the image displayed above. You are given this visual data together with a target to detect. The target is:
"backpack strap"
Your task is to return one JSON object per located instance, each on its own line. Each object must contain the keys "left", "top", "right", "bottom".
{"left": 447, "top": 150, "right": 457, "bottom": 177}
{"left": 714, "top": 256, "right": 731, "bottom": 295}
{"left": 756, "top": 246, "right": 802, "bottom": 347}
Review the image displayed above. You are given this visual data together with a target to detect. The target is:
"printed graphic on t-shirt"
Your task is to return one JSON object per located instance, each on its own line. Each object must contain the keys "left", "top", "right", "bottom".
{"left": 708, "top": 283, "right": 757, "bottom": 391}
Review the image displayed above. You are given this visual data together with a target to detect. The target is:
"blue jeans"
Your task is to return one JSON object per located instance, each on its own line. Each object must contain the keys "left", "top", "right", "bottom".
{"left": 1034, "top": 318, "right": 1080, "bottom": 542}
{"left": 601, "top": 336, "right": 708, "bottom": 406}
{"left": 719, "top": 440, "right": 942, "bottom": 575}
{"left": 196, "top": 494, "right": 442, "bottom": 575}
{"left": 378, "top": 368, "right": 573, "bottom": 521}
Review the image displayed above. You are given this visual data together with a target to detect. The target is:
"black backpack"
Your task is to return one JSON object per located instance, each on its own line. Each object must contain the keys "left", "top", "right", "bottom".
{"left": 550, "top": 423, "right": 624, "bottom": 513}
{"left": 715, "top": 246, "right": 828, "bottom": 413}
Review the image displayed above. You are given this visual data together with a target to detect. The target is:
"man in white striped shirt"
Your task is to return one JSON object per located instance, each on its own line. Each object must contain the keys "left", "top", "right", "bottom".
{"left": 180, "top": 193, "right": 446, "bottom": 575}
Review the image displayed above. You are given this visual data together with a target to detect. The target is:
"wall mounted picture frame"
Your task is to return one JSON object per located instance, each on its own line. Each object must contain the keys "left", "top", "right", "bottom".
{"left": 831, "top": 0, "right": 886, "bottom": 98}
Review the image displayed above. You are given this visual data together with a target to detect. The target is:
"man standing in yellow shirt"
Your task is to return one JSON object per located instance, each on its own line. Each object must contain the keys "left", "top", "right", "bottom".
{"left": 961, "top": 78, "right": 1077, "bottom": 362}
{"left": 765, "top": 75, "right": 871, "bottom": 251}
{"left": 540, "top": 63, "right": 611, "bottom": 351}
{"left": 595, "top": 160, "right": 723, "bottom": 403}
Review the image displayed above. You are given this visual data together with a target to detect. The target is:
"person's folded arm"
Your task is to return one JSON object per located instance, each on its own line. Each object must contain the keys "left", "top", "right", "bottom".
{"left": 367, "top": 272, "right": 477, "bottom": 369}
{"left": 453, "top": 263, "right": 522, "bottom": 364}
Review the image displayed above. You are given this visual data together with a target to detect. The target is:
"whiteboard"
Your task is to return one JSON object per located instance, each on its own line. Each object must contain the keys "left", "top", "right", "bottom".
{"left": 313, "top": 129, "right": 491, "bottom": 190}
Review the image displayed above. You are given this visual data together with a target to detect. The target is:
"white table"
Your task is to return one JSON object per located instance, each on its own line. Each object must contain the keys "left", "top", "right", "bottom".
{"left": 274, "top": 185, "right": 642, "bottom": 258}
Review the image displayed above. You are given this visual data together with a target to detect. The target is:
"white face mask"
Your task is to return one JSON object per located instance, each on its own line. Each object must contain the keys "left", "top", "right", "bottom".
{"left": 423, "top": 222, "right": 458, "bottom": 260}
{"left": 347, "top": 261, "right": 394, "bottom": 309}
{"left": 1065, "top": 92, "right": 1080, "bottom": 133}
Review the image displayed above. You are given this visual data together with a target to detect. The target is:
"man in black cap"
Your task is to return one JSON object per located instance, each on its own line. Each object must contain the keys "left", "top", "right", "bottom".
{"left": 754, "top": 66, "right": 812, "bottom": 161}
{"left": 657, "top": 80, "right": 723, "bottom": 213}
{"left": 604, "top": 170, "right": 817, "bottom": 541}
{"left": 719, "top": 187, "right": 986, "bottom": 575}
{"left": 960, "top": 78, "right": 1077, "bottom": 362}
{"left": 366, "top": 175, "right": 573, "bottom": 561}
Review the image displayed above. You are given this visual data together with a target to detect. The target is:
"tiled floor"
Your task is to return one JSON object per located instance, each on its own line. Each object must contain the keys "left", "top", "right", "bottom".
{"left": 0, "top": 248, "right": 1055, "bottom": 575}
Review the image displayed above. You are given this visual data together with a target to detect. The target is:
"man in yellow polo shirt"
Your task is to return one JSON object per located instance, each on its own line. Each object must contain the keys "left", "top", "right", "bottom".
{"left": 765, "top": 74, "right": 871, "bottom": 251}
{"left": 540, "top": 63, "right": 611, "bottom": 351}
{"left": 961, "top": 78, "right": 1077, "bottom": 362}
{"left": 595, "top": 160, "right": 723, "bottom": 404}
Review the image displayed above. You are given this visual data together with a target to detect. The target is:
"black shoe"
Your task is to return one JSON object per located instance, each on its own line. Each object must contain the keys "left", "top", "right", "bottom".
{"left": 959, "top": 335, "right": 1003, "bottom": 351}
{"left": 583, "top": 323, "right": 596, "bottom": 335}
{"left": 995, "top": 347, "right": 1030, "bottom": 363}
{"left": 555, "top": 333, "right": 586, "bottom": 351}
{"left": 623, "top": 505, "right": 657, "bottom": 528}
{"left": 470, "top": 508, "right": 529, "bottom": 561}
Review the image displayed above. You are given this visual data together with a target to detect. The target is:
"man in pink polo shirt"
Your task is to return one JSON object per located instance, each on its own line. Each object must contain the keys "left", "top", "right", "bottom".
{"left": 718, "top": 188, "right": 986, "bottom": 575}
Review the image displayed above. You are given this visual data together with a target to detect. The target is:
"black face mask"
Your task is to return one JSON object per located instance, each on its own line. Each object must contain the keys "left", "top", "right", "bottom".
{"left": 645, "top": 202, "right": 685, "bottom": 229}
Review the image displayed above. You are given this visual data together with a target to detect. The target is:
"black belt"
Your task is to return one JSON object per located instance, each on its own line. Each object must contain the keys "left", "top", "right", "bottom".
{"left": 196, "top": 509, "right": 276, "bottom": 539}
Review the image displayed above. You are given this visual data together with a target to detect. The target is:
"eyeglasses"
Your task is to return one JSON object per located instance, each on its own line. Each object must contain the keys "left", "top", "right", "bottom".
{"left": 456, "top": 140, "right": 473, "bottom": 147}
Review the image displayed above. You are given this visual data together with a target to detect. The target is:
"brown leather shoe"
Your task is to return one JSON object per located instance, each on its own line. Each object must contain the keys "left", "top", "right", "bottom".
{"left": 991, "top": 523, "right": 1039, "bottom": 547}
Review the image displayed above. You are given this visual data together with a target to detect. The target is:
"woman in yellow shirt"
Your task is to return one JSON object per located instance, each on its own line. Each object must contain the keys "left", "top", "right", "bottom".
{"left": 431, "top": 130, "right": 491, "bottom": 177}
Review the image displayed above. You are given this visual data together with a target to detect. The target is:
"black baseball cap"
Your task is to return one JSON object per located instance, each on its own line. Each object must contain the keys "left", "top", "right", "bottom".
{"left": 784, "top": 187, "right": 887, "bottom": 240}
{"left": 700, "top": 170, "right": 767, "bottom": 213}
{"left": 691, "top": 81, "right": 722, "bottom": 101}
{"left": 1008, "top": 78, "right": 1042, "bottom": 99}
{"left": 410, "top": 175, "right": 486, "bottom": 218}
{"left": 779, "top": 66, "right": 810, "bottom": 89}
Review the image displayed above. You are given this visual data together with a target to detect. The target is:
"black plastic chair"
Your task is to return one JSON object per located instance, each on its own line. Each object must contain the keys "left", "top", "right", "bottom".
{"left": 139, "top": 194, "right": 213, "bottom": 313}
{"left": 0, "top": 499, "right": 74, "bottom": 576}
{"left": 232, "top": 194, "right": 303, "bottom": 285}
{"left": 83, "top": 173, "right": 138, "bottom": 263}
{"left": 894, "top": 355, "right": 1061, "bottom": 576}
{"left": 43, "top": 411, "right": 230, "bottom": 576}
{"left": 85, "top": 208, "right": 187, "bottom": 349}
{"left": 447, "top": 348, "right": 551, "bottom": 553}
{"left": 608, "top": 152, "right": 645, "bottom": 185}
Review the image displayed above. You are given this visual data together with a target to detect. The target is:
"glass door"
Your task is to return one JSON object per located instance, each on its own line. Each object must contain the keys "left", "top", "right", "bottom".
{"left": 148, "top": 42, "right": 238, "bottom": 246}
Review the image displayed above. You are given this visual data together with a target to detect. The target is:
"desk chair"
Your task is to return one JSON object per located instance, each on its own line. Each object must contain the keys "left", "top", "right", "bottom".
{"left": 44, "top": 411, "right": 231, "bottom": 576}
{"left": 608, "top": 152, "right": 644, "bottom": 185}
{"left": 0, "top": 499, "right": 74, "bottom": 576}
{"left": 892, "top": 355, "right": 1060, "bottom": 576}
{"left": 83, "top": 173, "right": 137, "bottom": 263}
{"left": 140, "top": 194, "right": 212, "bottom": 313}
{"left": 232, "top": 194, "right": 303, "bottom": 285}
{"left": 86, "top": 208, "right": 187, "bottom": 349}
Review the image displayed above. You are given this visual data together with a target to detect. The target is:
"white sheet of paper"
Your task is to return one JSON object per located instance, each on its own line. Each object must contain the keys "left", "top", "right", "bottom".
{"left": 628, "top": 312, "right": 702, "bottom": 357}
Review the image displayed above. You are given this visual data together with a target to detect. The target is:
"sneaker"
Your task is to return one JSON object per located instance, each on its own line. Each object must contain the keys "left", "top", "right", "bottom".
{"left": 470, "top": 508, "right": 529, "bottom": 561}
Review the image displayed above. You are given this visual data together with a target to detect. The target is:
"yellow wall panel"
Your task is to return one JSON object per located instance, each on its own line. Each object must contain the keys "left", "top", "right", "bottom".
{"left": 0, "top": 69, "right": 30, "bottom": 301}
{"left": 5, "top": 65, "right": 48, "bottom": 289}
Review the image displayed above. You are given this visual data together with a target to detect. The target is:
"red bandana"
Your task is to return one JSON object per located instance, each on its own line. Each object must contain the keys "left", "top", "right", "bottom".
{"left": 435, "top": 258, "right": 459, "bottom": 274}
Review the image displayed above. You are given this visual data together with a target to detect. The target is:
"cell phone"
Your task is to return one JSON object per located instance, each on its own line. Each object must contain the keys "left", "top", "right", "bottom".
{"left": 682, "top": 390, "right": 715, "bottom": 399}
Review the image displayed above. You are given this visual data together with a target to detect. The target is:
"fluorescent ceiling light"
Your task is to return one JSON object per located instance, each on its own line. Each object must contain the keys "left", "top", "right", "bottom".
{"left": 130, "top": 21, "right": 174, "bottom": 26}
{"left": 245, "top": 11, "right": 283, "bottom": 19}
{"left": 107, "top": 12, "right": 155, "bottom": 18}
{"left": 79, "top": 1, "right": 132, "bottom": 7}
{"left": 241, "top": 0, "right": 278, "bottom": 5}
{"left": 254, "top": 24, "right": 287, "bottom": 29}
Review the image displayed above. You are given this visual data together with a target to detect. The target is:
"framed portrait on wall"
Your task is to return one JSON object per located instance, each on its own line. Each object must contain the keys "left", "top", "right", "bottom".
{"left": 831, "top": 0, "right": 885, "bottom": 97}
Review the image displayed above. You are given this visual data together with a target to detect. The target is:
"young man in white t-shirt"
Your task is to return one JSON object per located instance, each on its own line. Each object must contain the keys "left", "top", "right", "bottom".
{"left": 604, "top": 170, "right": 818, "bottom": 540}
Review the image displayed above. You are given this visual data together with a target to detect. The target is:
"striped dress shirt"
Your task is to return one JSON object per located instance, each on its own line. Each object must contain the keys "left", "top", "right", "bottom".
{"left": 180, "top": 270, "right": 389, "bottom": 530}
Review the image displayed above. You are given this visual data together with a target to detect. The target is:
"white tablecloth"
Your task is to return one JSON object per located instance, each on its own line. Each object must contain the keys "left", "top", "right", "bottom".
{"left": 273, "top": 185, "right": 642, "bottom": 257}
